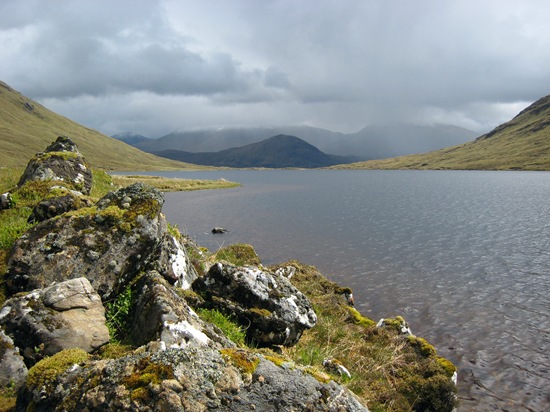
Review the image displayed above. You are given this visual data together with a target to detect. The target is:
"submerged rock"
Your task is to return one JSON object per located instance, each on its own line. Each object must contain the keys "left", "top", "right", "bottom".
{"left": 193, "top": 263, "right": 317, "bottom": 346}
{"left": 17, "top": 136, "right": 93, "bottom": 195}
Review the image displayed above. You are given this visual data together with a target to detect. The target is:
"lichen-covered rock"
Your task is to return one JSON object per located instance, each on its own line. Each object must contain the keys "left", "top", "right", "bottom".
{"left": 4, "top": 183, "right": 196, "bottom": 300}
{"left": 15, "top": 345, "right": 368, "bottom": 412}
{"left": 0, "top": 329, "right": 27, "bottom": 389}
{"left": 0, "top": 278, "right": 109, "bottom": 366}
{"left": 128, "top": 271, "right": 232, "bottom": 348}
{"left": 27, "top": 192, "right": 86, "bottom": 223}
{"left": 17, "top": 136, "right": 93, "bottom": 195}
{"left": 193, "top": 263, "right": 317, "bottom": 346}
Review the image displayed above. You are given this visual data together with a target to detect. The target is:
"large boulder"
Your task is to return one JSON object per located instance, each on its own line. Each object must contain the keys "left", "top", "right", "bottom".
{"left": 0, "top": 277, "right": 110, "bottom": 366}
{"left": 16, "top": 345, "right": 368, "bottom": 411}
{"left": 127, "top": 271, "right": 232, "bottom": 348}
{"left": 4, "top": 183, "right": 197, "bottom": 300}
{"left": 17, "top": 136, "right": 93, "bottom": 195}
{"left": 193, "top": 263, "right": 317, "bottom": 346}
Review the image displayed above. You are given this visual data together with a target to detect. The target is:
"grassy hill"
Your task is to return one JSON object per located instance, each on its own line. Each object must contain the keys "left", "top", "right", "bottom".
{"left": 0, "top": 81, "right": 200, "bottom": 170}
{"left": 335, "top": 95, "right": 550, "bottom": 170}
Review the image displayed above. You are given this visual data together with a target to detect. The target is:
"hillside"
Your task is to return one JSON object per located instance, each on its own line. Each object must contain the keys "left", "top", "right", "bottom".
{"left": 0, "top": 81, "right": 198, "bottom": 170}
{"left": 336, "top": 95, "right": 550, "bottom": 170}
{"left": 133, "top": 124, "right": 475, "bottom": 160}
{"left": 152, "top": 134, "right": 362, "bottom": 168}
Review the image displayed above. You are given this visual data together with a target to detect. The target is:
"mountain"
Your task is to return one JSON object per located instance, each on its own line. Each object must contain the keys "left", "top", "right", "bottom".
{"left": 0, "top": 80, "right": 196, "bottom": 170}
{"left": 151, "top": 134, "right": 363, "bottom": 168}
{"left": 336, "top": 95, "right": 550, "bottom": 170}
{"left": 133, "top": 124, "right": 476, "bottom": 160}
{"left": 112, "top": 132, "right": 151, "bottom": 146}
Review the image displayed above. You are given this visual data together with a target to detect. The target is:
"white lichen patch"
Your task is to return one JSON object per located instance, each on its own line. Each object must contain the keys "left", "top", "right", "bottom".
{"left": 164, "top": 320, "right": 210, "bottom": 347}
{"left": 170, "top": 237, "right": 195, "bottom": 289}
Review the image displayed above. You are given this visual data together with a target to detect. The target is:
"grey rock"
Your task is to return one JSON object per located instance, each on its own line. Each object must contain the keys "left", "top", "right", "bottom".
{"left": 4, "top": 183, "right": 191, "bottom": 300}
{"left": 27, "top": 193, "right": 84, "bottom": 223}
{"left": 212, "top": 227, "right": 229, "bottom": 233}
{"left": 193, "top": 263, "right": 317, "bottom": 346}
{"left": 0, "top": 277, "right": 109, "bottom": 366}
{"left": 16, "top": 345, "right": 368, "bottom": 412}
{"left": 17, "top": 136, "right": 93, "bottom": 195}
{"left": 128, "top": 271, "right": 231, "bottom": 348}
{"left": 0, "top": 329, "right": 27, "bottom": 389}
{"left": 0, "top": 192, "right": 14, "bottom": 210}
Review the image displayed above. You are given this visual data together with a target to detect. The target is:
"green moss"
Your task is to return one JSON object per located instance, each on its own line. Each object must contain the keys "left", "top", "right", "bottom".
{"left": 407, "top": 335, "right": 437, "bottom": 357}
{"left": 38, "top": 151, "right": 80, "bottom": 161}
{"left": 27, "top": 348, "right": 89, "bottom": 390}
{"left": 215, "top": 244, "right": 261, "bottom": 266}
{"left": 346, "top": 306, "right": 376, "bottom": 328}
{"left": 436, "top": 356, "right": 457, "bottom": 378}
{"left": 220, "top": 348, "right": 260, "bottom": 374}
{"left": 249, "top": 307, "right": 272, "bottom": 317}
{"left": 123, "top": 357, "right": 175, "bottom": 399}
{"left": 304, "top": 366, "right": 330, "bottom": 383}
{"left": 97, "top": 343, "right": 134, "bottom": 359}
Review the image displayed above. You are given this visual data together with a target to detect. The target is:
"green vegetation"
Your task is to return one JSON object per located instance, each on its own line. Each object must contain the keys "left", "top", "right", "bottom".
{"left": 105, "top": 284, "right": 136, "bottom": 342}
{"left": 333, "top": 95, "right": 550, "bottom": 170}
{"left": 27, "top": 348, "right": 89, "bottom": 390}
{"left": 111, "top": 175, "right": 240, "bottom": 191}
{"left": 196, "top": 308, "right": 246, "bottom": 346}
{"left": 271, "top": 260, "right": 458, "bottom": 412}
{"left": 214, "top": 243, "right": 262, "bottom": 266}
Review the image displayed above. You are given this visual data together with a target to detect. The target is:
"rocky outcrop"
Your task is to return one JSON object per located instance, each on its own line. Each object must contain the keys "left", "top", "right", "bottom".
{"left": 0, "top": 138, "right": 372, "bottom": 411}
{"left": 17, "top": 136, "right": 93, "bottom": 195}
{"left": 127, "top": 271, "right": 232, "bottom": 348}
{"left": 17, "top": 345, "right": 368, "bottom": 412}
{"left": 4, "top": 182, "right": 196, "bottom": 300}
{"left": 193, "top": 263, "right": 317, "bottom": 346}
{"left": 0, "top": 278, "right": 110, "bottom": 366}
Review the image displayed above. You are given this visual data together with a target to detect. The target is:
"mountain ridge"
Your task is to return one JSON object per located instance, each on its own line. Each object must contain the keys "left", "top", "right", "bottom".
{"left": 129, "top": 123, "right": 476, "bottom": 160}
{"left": 335, "top": 94, "right": 550, "bottom": 170}
{"left": 151, "top": 134, "right": 363, "bottom": 168}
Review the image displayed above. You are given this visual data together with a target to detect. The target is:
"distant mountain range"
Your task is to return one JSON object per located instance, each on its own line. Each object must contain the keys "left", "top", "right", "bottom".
{"left": 338, "top": 94, "right": 550, "bottom": 170}
{"left": 151, "top": 134, "right": 363, "bottom": 168}
{"left": 124, "top": 123, "right": 477, "bottom": 161}
{"left": 111, "top": 132, "right": 150, "bottom": 146}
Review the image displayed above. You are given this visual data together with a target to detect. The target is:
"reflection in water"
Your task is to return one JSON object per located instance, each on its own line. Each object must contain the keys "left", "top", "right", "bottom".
{"left": 153, "top": 169, "right": 550, "bottom": 411}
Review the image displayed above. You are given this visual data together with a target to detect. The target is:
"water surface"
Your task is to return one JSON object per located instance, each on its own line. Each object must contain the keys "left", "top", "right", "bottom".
{"left": 143, "top": 169, "right": 550, "bottom": 411}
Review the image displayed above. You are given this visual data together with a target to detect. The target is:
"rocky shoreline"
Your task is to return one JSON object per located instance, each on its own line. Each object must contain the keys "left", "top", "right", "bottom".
{"left": 0, "top": 137, "right": 458, "bottom": 411}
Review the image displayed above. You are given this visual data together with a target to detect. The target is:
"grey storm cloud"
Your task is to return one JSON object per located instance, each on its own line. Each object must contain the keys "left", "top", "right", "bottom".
{"left": 1, "top": 0, "right": 550, "bottom": 136}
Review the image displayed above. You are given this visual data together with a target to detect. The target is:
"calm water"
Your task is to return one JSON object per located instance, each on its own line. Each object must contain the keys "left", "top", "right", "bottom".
{"left": 141, "top": 169, "right": 549, "bottom": 411}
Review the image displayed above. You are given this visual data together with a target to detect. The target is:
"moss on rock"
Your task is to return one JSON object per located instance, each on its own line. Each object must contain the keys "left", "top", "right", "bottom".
{"left": 27, "top": 348, "right": 89, "bottom": 390}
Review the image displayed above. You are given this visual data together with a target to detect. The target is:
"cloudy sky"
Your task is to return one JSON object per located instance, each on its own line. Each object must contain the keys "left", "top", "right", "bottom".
{"left": 1, "top": 0, "right": 550, "bottom": 137}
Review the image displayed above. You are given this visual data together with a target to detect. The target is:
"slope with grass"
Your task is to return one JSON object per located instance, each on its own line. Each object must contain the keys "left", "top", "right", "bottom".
{"left": 0, "top": 80, "right": 199, "bottom": 170}
{"left": 335, "top": 94, "right": 550, "bottom": 170}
